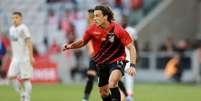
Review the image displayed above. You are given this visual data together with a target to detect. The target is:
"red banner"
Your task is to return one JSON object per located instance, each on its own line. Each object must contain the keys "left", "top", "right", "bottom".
{"left": 31, "top": 57, "right": 59, "bottom": 84}
{"left": 32, "top": 63, "right": 59, "bottom": 84}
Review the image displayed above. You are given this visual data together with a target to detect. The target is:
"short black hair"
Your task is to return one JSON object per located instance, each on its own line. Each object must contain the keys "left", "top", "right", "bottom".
{"left": 13, "top": 11, "right": 22, "bottom": 17}
{"left": 94, "top": 5, "right": 114, "bottom": 23}
{"left": 88, "top": 9, "right": 94, "bottom": 13}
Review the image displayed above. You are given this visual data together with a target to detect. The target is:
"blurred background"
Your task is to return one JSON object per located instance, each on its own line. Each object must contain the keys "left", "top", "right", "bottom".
{"left": 0, "top": 0, "right": 201, "bottom": 101}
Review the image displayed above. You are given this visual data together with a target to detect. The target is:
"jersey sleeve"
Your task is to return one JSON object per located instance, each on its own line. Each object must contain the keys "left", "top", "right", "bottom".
{"left": 115, "top": 24, "right": 133, "bottom": 46}
{"left": 83, "top": 27, "right": 92, "bottom": 43}
{"left": 22, "top": 25, "right": 31, "bottom": 40}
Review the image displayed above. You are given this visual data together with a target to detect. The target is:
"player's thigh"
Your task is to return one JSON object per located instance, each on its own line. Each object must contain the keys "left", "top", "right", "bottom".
{"left": 108, "top": 61, "right": 126, "bottom": 87}
{"left": 19, "top": 62, "right": 33, "bottom": 79}
{"left": 109, "top": 60, "right": 126, "bottom": 76}
{"left": 7, "top": 61, "right": 20, "bottom": 79}
{"left": 109, "top": 69, "right": 122, "bottom": 87}
{"left": 109, "top": 69, "right": 122, "bottom": 81}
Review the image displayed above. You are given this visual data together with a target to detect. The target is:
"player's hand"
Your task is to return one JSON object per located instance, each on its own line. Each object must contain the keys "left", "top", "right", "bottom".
{"left": 62, "top": 43, "right": 71, "bottom": 51}
{"left": 127, "top": 67, "right": 136, "bottom": 76}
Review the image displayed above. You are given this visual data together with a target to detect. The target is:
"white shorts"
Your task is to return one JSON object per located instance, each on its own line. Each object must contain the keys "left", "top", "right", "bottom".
{"left": 7, "top": 60, "right": 33, "bottom": 79}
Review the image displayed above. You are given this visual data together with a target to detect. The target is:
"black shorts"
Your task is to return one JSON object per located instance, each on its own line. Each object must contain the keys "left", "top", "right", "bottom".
{"left": 97, "top": 60, "right": 126, "bottom": 87}
{"left": 88, "top": 59, "right": 97, "bottom": 72}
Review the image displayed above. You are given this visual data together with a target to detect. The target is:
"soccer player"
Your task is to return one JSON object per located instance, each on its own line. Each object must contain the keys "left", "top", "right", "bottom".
{"left": 124, "top": 26, "right": 138, "bottom": 101}
{"left": 82, "top": 9, "right": 129, "bottom": 101}
{"left": 63, "top": 5, "right": 137, "bottom": 101}
{"left": 82, "top": 9, "right": 97, "bottom": 101}
{"left": 7, "top": 12, "right": 35, "bottom": 101}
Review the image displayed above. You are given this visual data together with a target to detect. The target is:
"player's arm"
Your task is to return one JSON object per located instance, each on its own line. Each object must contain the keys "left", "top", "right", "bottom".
{"left": 62, "top": 39, "right": 88, "bottom": 51}
{"left": 23, "top": 26, "right": 35, "bottom": 65}
{"left": 126, "top": 42, "right": 137, "bottom": 65}
{"left": 25, "top": 37, "right": 35, "bottom": 65}
{"left": 117, "top": 24, "right": 137, "bottom": 76}
{"left": 126, "top": 42, "right": 137, "bottom": 76}
{"left": 63, "top": 29, "right": 92, "bottom": 51}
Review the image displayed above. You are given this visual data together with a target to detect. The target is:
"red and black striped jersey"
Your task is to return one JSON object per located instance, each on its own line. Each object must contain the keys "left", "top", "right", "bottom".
{"left": 83, "top": 22, "right": 132, "bottom": 65}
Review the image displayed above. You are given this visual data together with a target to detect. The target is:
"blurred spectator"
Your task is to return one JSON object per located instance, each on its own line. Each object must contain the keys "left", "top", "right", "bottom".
{"left": 196, "top": 43, "right": 201, "bottom": 82}
{"left": 46, "top": 9, "right": 59, "bottom": 46}
{"left": 0, "top": 44, "right": 6, "bottom": 78}
{"left": 128, "top": 0, "right": 144, "bottom": 26}
{"left": 142, "top": 41, "right": 151, "bottom": 52}
{"left": 59, "top": 10, "right": 72, "bottom": 35}
{"left": 164, "top": 38, "right": 192, "bottom": 82}
{"left": 0, "top": 33, "right": 10, "bottom": 79}
{"left": 66, "top": 23, "right": 76, "bottom": 44}
{"left": 114, "top": 0, "right": 124, "bottom": 10}
{"left": 71, "top": 8, "right": 87, "bottom": 39}
{"left": 192, "top": 43, "right": 201, "bottom": 83}
{"left": 113, "top": 8, "right": 123, "bottom": 23}
{"left": 198, "top": 45, "right": 201, "bottom": 65}
{"left": 198, "top": 46, "right": 201, "bottom": 80}
{"left": 142, "top": 0, "right": 160, "bottom": 16}
{"left": 192, "top": 39, "right": 201, "bottom": 49}
{"left": 0, "top": 36, "right": 7, "bottom": 61}
{"left": 48, "top": 40, "right": 61, "bottom": 55}
{"left": 165, "top": 53, "right": 183, "bottom": 82}
{"left": 176, "top": 39, "right": 191, "bottom": 53}
{"left": 57, "top": 10, "right": 76, "bottom": 44}
{"left": 130, "top": 0, "right": 143, "bottom": 10}
{"left": 0, "top": 33, "right": 10, "bottom": 51}
{"left": 159, "top": 37, "right": 176, "bottom": 53}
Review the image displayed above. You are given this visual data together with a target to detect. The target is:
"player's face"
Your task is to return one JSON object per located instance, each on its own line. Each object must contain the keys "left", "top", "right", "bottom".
{"left": 94, "top": 10, "right": 107, "bottom": 26}
{"left": 87, "top": 12, "right": 94, "bottom": 24}
{"left": 12, "top": 14, "right": 22, "bottom": 26}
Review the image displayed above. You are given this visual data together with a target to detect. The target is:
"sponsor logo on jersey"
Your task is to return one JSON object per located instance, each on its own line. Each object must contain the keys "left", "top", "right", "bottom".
{"left": 108, "top": 33, "right": 114, "bottom": 42}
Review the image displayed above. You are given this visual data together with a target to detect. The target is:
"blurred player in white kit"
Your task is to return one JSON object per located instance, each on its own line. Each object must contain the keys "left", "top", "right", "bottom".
{"left": 7, "top": 11, "right": 35, "bottom": 101}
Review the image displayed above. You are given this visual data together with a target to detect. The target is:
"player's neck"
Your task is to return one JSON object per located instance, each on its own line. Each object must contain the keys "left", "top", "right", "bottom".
{"left": 100, "top": 21, "right": 110, "bottom": 29}
{"left": 14, "top": 23, "right": 22, "bottom": 27}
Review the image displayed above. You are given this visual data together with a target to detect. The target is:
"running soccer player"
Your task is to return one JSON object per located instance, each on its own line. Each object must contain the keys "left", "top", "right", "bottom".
{"left": 63, "top": 5, "right": 137, "bottom": 101}
{"left": 82, "top": 9, "right": 129, "bottom": 101}
{"left": 7, "top": 11, "right": 34, "bottom": 101}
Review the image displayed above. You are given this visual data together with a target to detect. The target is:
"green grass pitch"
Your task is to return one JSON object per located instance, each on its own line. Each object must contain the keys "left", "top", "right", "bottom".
{"left": 0, "top": 83, "right": 201, "bottom": 101}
